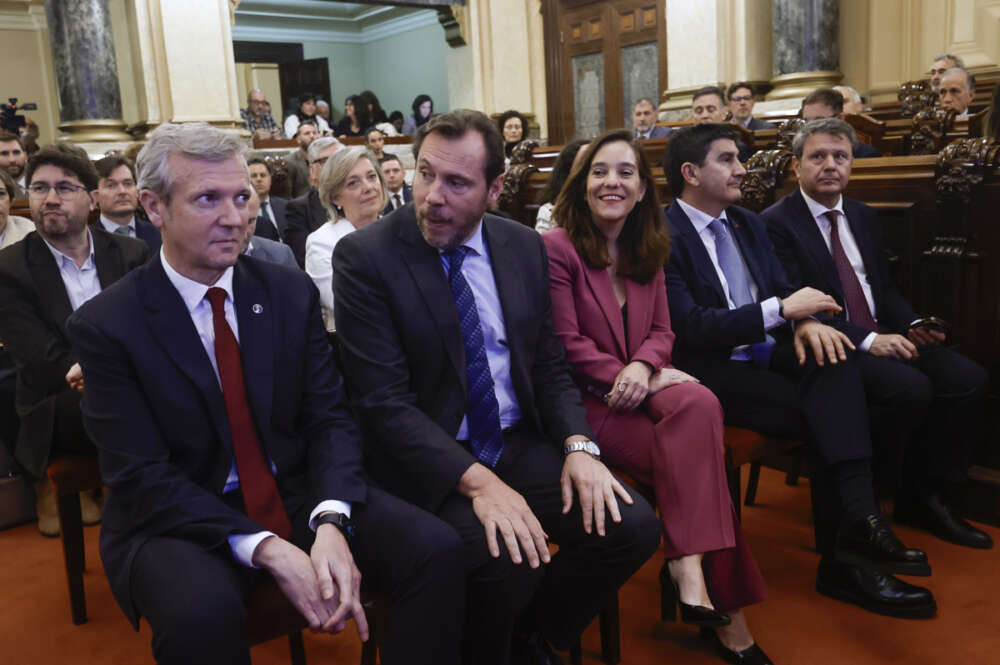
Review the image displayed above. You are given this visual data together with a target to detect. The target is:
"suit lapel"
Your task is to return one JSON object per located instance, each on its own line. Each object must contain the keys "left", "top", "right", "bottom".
{"left": 725, "top": 209, "right": 769, "bottom": 298}
{"left": 668, "top": 202, "right": 728, "bottom": 306}
{"left": 788, "top": 191, "right": 844, "bottom": 299}
{"left": 581, "top": 263, "right": 627, "bottom": 358}
{"left": 624, "top": 279, "right": 652, "bottom": 356}
{"left": 483, "top": 217, "right": 529, "bottom": 379}
{"left": 140, "top": 256, "right": 233, "bottom": 451}
{"left": 233, "top": 260, "right": 274, "bottom": 441}
{"left": 25, "top": 233, "right": 74, "bottom": 329}
{"left": 396, "top": 211, "right": 467, "bottom": 388}
{"left": 92, "top": 228, "right": 126, "bottom": 290}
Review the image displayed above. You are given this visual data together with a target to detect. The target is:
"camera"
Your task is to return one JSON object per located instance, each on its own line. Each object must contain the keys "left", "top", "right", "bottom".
{"left": 0, "top": 98, "right": 38, "bottom": 133}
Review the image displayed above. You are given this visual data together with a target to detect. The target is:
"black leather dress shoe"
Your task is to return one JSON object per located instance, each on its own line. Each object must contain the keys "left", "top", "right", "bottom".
{"left": 836, "top": 514, "right": 931, "bottom": 576}
{"left": 510, "top": 631, "right": 563, "bottom": 665}
{"left": 896, "top": 493, "right": 994, "bottom": 549}
{"left": 699, "top": 627, "right": 775, "bottom": 665}
{"left": 816, "top": 557, "right": 937, "bottom": 619}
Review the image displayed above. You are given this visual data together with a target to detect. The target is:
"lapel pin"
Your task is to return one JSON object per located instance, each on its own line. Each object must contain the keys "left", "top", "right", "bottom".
{"left": 252, "top": 304, "right": 263, "bottom": 314}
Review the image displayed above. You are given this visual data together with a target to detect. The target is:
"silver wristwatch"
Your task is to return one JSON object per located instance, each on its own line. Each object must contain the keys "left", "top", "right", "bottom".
{"left": 564, "top": 439, "right": 601, "bottom": 458}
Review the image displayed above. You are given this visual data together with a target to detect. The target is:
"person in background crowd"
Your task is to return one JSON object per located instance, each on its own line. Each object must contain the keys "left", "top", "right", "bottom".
{"left": 285, "top": 137, "right": 343, "bottom": 267}
{"left": 242, "top": 189, "right": 297, "bottom": 269}
{"left": 533, "top": 139, "right": 589, "bottom": 233}
{"left": 306, "top": 147, "right": 387, "bottom": 330}
{"left": 365, "top": 127, "right": 386, "bottom": 160}
{"left": 389, "top": 110, "right": 405, "bottom": 135}
{"left": 248, "top": 157, "right": 287, "bottom": 242}
{"left": 801, "top": 89, "right": 882, "bottom": 158}
{"left": 497, "top": 109, "right": 529, "bottom": 160}
{"left": 286, "top": 120, "right": 319, "bottom": 199}
{"left": 929, "top": 53, "right": 964, "bottom": 93}
{"left": 402, "top": 94, "right": 434, "bottom": 136}
{"left": 632, "top": 98, "right": 672, "bottom": 139}
{"left": 0, "top": 169, "right": 33, "bottom": 249}
{"left": 284, "top": 92, "right": 331, "bottom": 139}
{"left": 92, "top": 154, "right": 161, "bottom": 253}
{"left": 938, "top": 68, "right": 976, "bottom": 119}
{"left": 692, "top": 88, "right": 753, "bottom": 161}
{"left": 834, "top": 86, "right": 865, "bottom": 115}
{"left": 379, "top": 153, "right": 411, "bottom": 216}
{"left": 360, "top": 90, "right": 389, "bottom": 125}
{"left": 335, "top": 95, "right": 371, "bottom": 138}
{"left": 315, "top": 99, "right": 331, "bottom": 124}
{"left": 727, "top": 82, "right": 775, "bottom": 130}
{"left": 241, "top": 89, "right": 283, "bottom": 140}
{"left": 0, "top": 132, "right": 28, "bottom": 198}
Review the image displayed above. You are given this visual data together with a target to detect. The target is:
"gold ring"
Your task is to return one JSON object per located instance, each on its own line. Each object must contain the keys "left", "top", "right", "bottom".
{"left": 617, "top": 382, "right": 626, "bottom": 392}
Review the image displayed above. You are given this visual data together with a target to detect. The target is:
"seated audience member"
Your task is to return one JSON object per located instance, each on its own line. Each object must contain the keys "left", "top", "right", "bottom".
{"left": 663, "top": 124, "right": 936, "bottom": 620}
{"left": 0, "top": 143, "right": 148, "bottom": 537}
{"left": 285, "top": 137, "right": 343, "bottom": 268}
{"left": 365, "top": 127, "right": 386, "bottom": 160}
{"left": 692, "top": 87, "right": 753, "bottom": 161}
{"left": 315, "top": 99, "right": 331, "bottom": 123}
{"left": 929, "top": 53, "right": 964, "bottom": 93}
{"left": 335, "top": 95, "right": 371, "bottom": 138}
{"left": 0, "top": 132, "right": 28, "bottom": 198}
{"left": 497, "top": 109, "right": 529, "bottom": 160}
{"left": 286, "top": 120, "right": 319, "bottom": 199}
{"left": 389, "top": 110, "right": 405, "bottom": 135}
{"left": 984, "top": 82, "right": 1000, "bottom": 140}
{"left": 379, "top": 153, "right": 411, "bottom": 215}
{"left": 360, "top": 90, "right": 390, "bottom": 125}
{"left": 241, "top": 88, "right": 283, "bottom": 140}
{"left": 332, "top": 109, "right": 660, "bottom": 665}
{"left": 544, "top": 129, "right": 772, "bottom": 665}
{"left": 762, "top": 119, "right": 991, "bottom": 549}
{"left": 243, "top": 189, "right": 296, "bottom": 269}
{"left": 402, "top": 94, "right": 434, "bottom": 136}
{"left": 0, "top": 170, "right": 33, "bottom": 248}
{"left": 938, "top": 67, "right": 976, "bottom": 119}
{"left": 93, "top": 154, "right": 161, "bottom": 253}
{"left": 727, "top": 82, "right": 775, "bottom": 130}
{"left": 306, "top": 147, "right": 387, "bottom": 331}
{"left": 833, "top": 85, "right": 865, "bottom": 115}
{"left": 248, "top": 157, "right": 287, "bottom": 242}
{"left": 533, "top": 138, "right": 589, "bottom": 233}
{"left": 65, "top": 122, "right": 465, "bottom": 665}
{"left": 632, "top": 97, "right": 672, "bottom": 139}
{"left": 20, "top": 119, "right": 41, "bottom": 157}
{"left": 284, "top": 92, "right": 331, "bottom": 139}
{"left": 801, "top": 89, "right": 882, "bottom": 158}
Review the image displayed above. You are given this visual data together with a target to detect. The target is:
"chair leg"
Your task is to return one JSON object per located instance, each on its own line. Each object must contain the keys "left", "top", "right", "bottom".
{"left": 785, "top": 455, "right": 802, "bottom": 486}
{"left": 744, "top": 462, "right": 762, "bottom": 506}
{"left": 54, "top": 489, "right": 87, "bottom": 625}
{"left": 659, "top": 560, "right": 675, "bottom": 622}
{"left": 287, "top": 631, "right": 306, "bottom": 665}
{"left": 569, "top": 640, "right": 583, "bottom": 665}
{"left": 598, "top": 591, "right": 621, "bottom": 665}
{"left": 726, "top": 465, "right": 742, "bottom": 523}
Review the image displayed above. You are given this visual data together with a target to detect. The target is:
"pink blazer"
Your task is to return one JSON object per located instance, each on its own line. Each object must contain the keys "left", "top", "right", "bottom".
{"left": 543, "top": 228, "right": 675, "bottom": 397}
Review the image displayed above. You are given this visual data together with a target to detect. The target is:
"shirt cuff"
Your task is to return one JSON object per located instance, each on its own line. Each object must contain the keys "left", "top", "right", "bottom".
{"left": 228, "top": 531, "right": 277, "bottom": 568}
{"left": 761, "top": 296, "right": 785, "bottom": 331}
{"left": 308, "top": 500, "right": 353, "bottom": 531}
{"left": 859, "top": 332, "right": 877, "bottom": 353}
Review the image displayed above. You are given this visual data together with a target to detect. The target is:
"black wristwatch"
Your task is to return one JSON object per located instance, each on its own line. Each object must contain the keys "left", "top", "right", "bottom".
{"left": 315, "top": 511, "right": 356, "bottom": 540}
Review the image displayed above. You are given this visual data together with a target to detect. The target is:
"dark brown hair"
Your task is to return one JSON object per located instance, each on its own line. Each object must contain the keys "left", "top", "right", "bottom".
{"left": 94, "top": 154, "right": 136, "bottom": 180}
{"left": 555, "top": 129, "right": 670, "bottom": 284}
{"left": 802, "top": 88, "right": 844, "bottom": 115}
{"left": 26, "top": 142, "right": 99, "bottom": 191}
{"left": 414, "top": 109, "right": 505, "bottom": 184}
{"left": 0, "top": 131, "right": 25, "bottom": 150}
{"left": 0, "top": 169, "right": 16, "bottom": 199}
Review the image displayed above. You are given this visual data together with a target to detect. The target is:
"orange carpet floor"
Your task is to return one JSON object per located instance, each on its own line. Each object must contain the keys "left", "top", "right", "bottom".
{"left": 2, "top": 467, "right": 998, "bottom": 665}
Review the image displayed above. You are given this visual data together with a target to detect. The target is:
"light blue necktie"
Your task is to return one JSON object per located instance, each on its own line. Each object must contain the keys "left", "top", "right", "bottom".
{"left": 442, "top": 247, "right": 504, "bottom": 467}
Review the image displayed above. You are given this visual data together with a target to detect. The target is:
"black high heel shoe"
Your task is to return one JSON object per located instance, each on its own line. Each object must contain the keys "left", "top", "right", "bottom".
{"left": 659, "top": 562, "right": 731, "bottom": 627}
{"left": 700, "top": 627, "right": 775, "bottom": 665}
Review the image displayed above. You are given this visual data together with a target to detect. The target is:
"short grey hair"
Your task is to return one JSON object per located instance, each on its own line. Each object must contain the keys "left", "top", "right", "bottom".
{"left": 833, "top": 85, "right": 861, "bottom": 104}
{"left": 317, "top": 147, "right": 388, "bottom": 221}
{"left": 137, "top": 122, "right": 248, "bottom": 202}
{"left": 934, "top": 53, "right": 965, "bottom": 68}
{"left": 942, "top": 67, "right": 975, "bottom": 91}
{"left": 791, "top": 118, "right": 857, "bottom": 159}
{"left": 307, "top": 136, "right": 342, "bottom": 163}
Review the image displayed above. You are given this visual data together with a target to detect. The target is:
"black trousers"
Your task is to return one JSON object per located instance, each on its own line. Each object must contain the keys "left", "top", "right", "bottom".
{"left": 129, "top": 486, "right": 466, "bottom": 665}
{"left": 438, "top": 425, "right": 660, "bottom": 665}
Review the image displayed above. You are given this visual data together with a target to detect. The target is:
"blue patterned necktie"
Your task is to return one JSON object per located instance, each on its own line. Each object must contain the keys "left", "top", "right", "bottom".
{"left": 442, "top": 247, "right": 505, "bottom": 467}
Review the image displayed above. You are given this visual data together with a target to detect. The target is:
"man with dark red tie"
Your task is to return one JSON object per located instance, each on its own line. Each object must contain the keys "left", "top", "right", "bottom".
{"left": 66, "top": 122, "right": 464, "bottom": 665}
{"left": 762, "top": 118, "right": 991, "bottom": 550}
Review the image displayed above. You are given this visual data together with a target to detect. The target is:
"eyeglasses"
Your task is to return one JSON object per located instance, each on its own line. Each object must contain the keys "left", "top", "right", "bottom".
{"left": 730, "top": 95, "right": 753, "bottom": 102}
{"left": 28, "top": 182, "right": 88, "bottom": 198}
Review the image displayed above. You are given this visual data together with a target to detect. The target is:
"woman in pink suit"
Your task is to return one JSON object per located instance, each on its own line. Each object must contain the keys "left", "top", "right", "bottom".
{"left": 543, "top": 129, "right": 772, "bottom": 665}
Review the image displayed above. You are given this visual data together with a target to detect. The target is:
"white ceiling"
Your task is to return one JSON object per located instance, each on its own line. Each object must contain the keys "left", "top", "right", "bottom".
{"left": 233, "top": 0, "right": 441, "bottom": 43}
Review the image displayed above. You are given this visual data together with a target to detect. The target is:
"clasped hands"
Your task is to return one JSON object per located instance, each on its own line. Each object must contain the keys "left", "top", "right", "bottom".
{"left": 604, "top": 362, "right": 699, "bottom": 412}
{"left": 251, "top": 525, "right": 369, "bottom": 641}
{"left": 458, "top": 448, "right": 633, "bottom": 569}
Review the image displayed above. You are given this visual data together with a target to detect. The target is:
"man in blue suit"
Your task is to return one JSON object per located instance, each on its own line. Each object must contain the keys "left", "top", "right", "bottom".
{"left": 66, "top": 122, "right": 464, "bottom": 665}
{"left": 663, "top": 123, "right": 936, "bottom": 619}
{"left": 762, "top": 118, "right": 991, "bottom": 550}
{"left": 92, "top": 155, "right": 162, "bottom": 253}
{"left": 632, "top": 98, "right": 673, "bottom": 139}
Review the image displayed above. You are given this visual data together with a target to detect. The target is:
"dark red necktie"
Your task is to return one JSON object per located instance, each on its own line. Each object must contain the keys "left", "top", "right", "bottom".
{"left": 206, "top": 287, "right": 291, "bottom": 538}
{"left": 824, "top": 211, "right": 878, "bottom": 333}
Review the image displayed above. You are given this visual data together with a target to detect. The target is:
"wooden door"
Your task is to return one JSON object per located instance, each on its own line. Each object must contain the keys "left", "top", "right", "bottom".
{"left": 543, "top": 0, "right": 666, "bottom": 145}
{"left": 278, "top": 58, "right": 331, "bottom": 120}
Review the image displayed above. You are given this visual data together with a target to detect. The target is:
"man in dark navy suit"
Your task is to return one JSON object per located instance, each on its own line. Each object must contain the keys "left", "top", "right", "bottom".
{"left": 66, "top": 122, "right": 464, "bottom": 665}
{"left": 663, "top": 123, "right": 937, "bottom": 619}
{"left": 762, "top": 118, "right": 991, "bottom": 550}
{"left": 92, "top": 155, "right": 161, "bottom": 253}
{"left": 632, "top": 98, "right": 673, "bottom": 139}
{"left": 800, "top": 88, "right": 883, "bottom": 158}
{"left": 248, "top": 157, "right": 287, "bottom": 242}
{"left": 379, "top": 153, "right": 412, "bottom": 216}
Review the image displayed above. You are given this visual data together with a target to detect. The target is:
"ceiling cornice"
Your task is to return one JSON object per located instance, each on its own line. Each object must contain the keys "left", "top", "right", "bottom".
{"left": 232, "top": 9, "right": 439, "bottom": 44}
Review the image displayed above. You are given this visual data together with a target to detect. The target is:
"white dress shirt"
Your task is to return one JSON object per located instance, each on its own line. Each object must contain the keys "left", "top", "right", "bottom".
{"left": 259, "top": 197, "right": 279, "bottom": 234}
{"left": 676, "top": 199, "right": 784, "bottom": 359}
{"left": 160, "top": 248, "right": 350, "bottom": 567}
{"left": 283, "top": 114, "right": 331, "bottom": 139}
{"left": 41, "top": 230, "right": 101, "bottom": 311}
{"left": 305, "top": 218, "right": 356, "bottom": 331}
{"left": 799, "top": 189, "right": 877, "bottom": 352}
{"left": 439, "top": 220, "right": 522, "bottom": 439}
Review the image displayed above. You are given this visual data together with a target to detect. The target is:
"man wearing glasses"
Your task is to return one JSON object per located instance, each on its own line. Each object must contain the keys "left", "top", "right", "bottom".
{"left": 285, "top": 136, "right": 342, "bottom": 268}
{"left": 727, "top": 82, "right": 776, "bottom": 130}
{"left": 0, "top": 143, "right": 148, "bottom": 537}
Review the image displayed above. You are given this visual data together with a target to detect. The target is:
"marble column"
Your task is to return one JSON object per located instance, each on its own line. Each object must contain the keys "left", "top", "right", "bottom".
{"left": 767, "top": 0, "right": 842, "bottom": 100}
{"left": 44, "top": 0, "right": 131, "bottom": 142}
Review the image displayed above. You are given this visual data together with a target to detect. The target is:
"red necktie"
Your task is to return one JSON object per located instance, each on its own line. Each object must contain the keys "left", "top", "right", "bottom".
{"left": 824, "top": 211, "right": 878, "bottom": 333}
{"left": 206, "top": 287, "right": 292, "bottom": 538}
